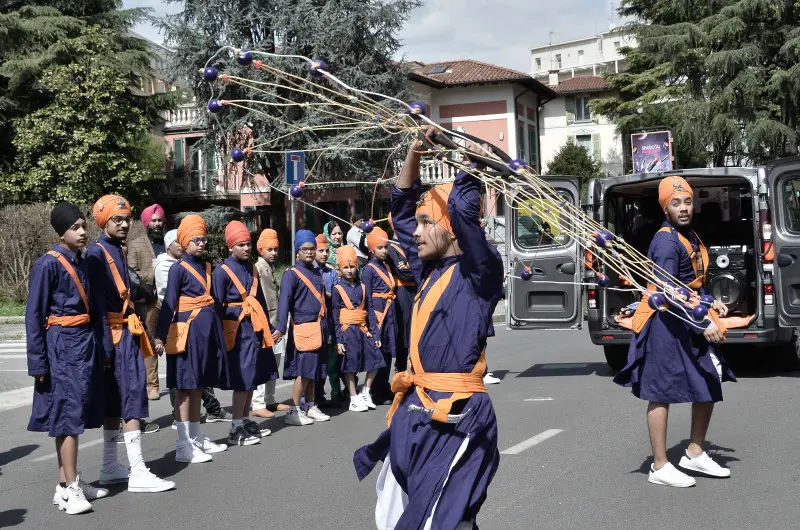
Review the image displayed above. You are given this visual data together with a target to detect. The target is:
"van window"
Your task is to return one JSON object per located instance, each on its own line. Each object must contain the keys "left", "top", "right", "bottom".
{"left": 780, "top": 177, "right": 800, "bottom": 233}
{"left": 514, "top": 190, "right": 573, "bottom": 248}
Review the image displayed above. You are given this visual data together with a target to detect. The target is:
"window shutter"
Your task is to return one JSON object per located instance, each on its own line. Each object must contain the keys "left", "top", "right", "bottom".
{"left": 173, "top": 138, "right": 185, "bottom": 178}
{"left": 565, "top": 96, "right": 575, "bottom": 124}
{"left": 592, "top": 134, "right": 601, "bottom": 161}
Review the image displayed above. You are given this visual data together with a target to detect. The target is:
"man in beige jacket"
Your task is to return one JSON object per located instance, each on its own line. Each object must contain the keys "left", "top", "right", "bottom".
{"left": 127, "top": 203, "right": 166, "bottom": 400}
{"left": 252, "top": 228, "right": 291, "bottom": 418}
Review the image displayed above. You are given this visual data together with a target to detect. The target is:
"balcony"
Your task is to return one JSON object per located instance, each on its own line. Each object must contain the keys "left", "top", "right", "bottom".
{"left": 394, "top": 159, "right": 460, "bottom": 185}
{"left": 164, "top": 105, "right": 204, "bottom": 131}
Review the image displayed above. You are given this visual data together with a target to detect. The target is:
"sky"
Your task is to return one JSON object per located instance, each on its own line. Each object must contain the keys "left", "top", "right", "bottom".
{"left": 123, "top": 0, "right": 620, "bottom": 73}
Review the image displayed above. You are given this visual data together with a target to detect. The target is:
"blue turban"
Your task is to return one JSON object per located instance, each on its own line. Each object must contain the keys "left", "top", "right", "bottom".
{"left": 295, "top": 229, "right": 317, "bottom": 253}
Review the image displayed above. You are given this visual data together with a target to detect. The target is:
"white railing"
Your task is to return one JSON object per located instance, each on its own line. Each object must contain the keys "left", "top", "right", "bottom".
{"left": 393, "top": 159, "right": 459, "bottom": 185}
{"left": 164, "top": 105, "right": 203, "bottom": 130}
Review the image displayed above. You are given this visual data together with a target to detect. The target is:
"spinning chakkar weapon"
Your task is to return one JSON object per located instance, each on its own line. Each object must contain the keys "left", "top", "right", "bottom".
{"left": 200, "top": 46, "right": 718, "bottom": 334}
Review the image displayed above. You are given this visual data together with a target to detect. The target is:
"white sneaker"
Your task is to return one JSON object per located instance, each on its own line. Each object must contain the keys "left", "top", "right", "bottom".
{"left": 648, "top": 462, "right": 696, "bottom": 487}
{"left": 98, "top": 462, "right": 130, "bottom": 485}
{"left": 200, "top": 435, "right": 228, "bottom": 453}
{"left": 349, "top": 396, "right": 368, "bottom": 412}
{"left": 285, "top": 407, "right": 314, "bottom": 426}
{"left": 679, "top": 451, "right": 731, "bottom": 478}
{"left": 175, "top": 440, "right": 213, "bottom": 463}
{"left": 53, "top": 475, "right": 107, "bottom": 505}
{"left": 483, "top": 372, "right": 501, "bottom": 385}
{"left": 57, "top": 480, "right": 92, "bottom": 515}
{"left": 306, "top": 405, "right": 331, "bottom": 422}
{"left": 360, "top": 392, "right": 376, "bottom": 410}
{"left": 127, "top": 467, "right": 176, "bottom": 493}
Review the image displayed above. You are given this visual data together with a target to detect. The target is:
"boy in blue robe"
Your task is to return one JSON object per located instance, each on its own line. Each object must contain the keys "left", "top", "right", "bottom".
{"left": 354, "top": 132, "right": 504, "bottom": 529}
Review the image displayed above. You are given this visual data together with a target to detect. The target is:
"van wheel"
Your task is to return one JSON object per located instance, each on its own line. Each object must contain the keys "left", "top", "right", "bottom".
{"left": 603, "top": 345, "right": 628, "bottom": 372}
{"left": 778, "top": 332, "right": 800, "bottom": 372}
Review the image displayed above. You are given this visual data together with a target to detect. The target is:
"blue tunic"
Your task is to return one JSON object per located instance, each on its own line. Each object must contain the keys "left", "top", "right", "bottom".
{"left": 212, "top": 256, "right": 279, "bottom": 391}
{"left": 333, "top": 280, "right": 384, "bottom": 374}
{"left": 156, "top": 253, "right": 225, "bottom": 390}
{"left": 86, "top": 235, "right": 148, "bottom": 420}
{"left": 614, "top": 222, "right": 736, "bottom": 403}
{"left": 26, "top": 246, "right": 104, "bottom": 437}
{"left": 354, "top": 170, "right": 504, "bottom": 529}
{"left": 387, "top": 244, "right": 415, "bottom": 353}
{"left": 363, "top": 258, "right": 397, "bottom": 359}
{"left": 275, "top": 263, "right": 329, "bottom": 381}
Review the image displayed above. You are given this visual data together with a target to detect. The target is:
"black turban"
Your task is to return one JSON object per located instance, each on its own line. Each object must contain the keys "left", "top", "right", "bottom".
{"left": 50, "top": 202, "right": 85, "bottom": 237}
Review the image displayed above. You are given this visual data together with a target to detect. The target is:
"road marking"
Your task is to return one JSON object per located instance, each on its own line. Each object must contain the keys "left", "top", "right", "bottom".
{"left": 0, "top": 354, "right": 26, "bottom": 359}
{"left": 500, "top": 429, "right": 563, "bottom": 455}
{"left": 0, "top": 385, "right": 33, "bottom": 412}
{"left": 32, "top": 438, "right": 106, "bottom": 462}
{"left": 0, "top": 369, "right": 31, "bottom": 372}
{"left": 524, "top": 398, "right": 553, "bottom": 402}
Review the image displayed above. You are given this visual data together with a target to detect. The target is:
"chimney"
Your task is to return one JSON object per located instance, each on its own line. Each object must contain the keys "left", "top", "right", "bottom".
{"left": 548, "top": 70, "right": 559, "bottom": 87}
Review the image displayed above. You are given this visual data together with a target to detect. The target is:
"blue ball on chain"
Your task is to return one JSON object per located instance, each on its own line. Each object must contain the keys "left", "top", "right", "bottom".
{"left": 203, "top": 67, "right": 218, "bottom": 81}
{"left": 290, "top": 182, "right": 305, "bottom": 198}
{"left": 237, "top": 48, "right": 253, "bottom": 66}
{"left": 692, "top": 304, "right": 709, "bottom": 321}
{"left": 509, "top": 159, "right": 527, "bottom": 172}
{"left": 648, "top": 293, "right": 667, "bottom": 312}
{"left": 362, "top": 219, "right": 375, "bottom": 233}
{"left": 308, "top": 59, "right": 327, "bottom": 77}
{"left": 700, "top": 294, "right": 715, "bottom": 307}
{"left": 596, "top": 273, "right": 609, "bottom": 287}
{"left": 520, "top": 266, "right": 533, "bottom": 281}
{"left": 208, "top": 99, "right": 223, "bottom": 113}
{"left": 230, "top": 148, "right": 245, "bottom": 162}
{"left": 407, "top": 101, "right": 426, "bottom": 116}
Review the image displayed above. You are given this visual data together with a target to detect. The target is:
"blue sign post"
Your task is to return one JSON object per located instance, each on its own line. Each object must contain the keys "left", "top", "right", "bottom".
{"left": 285, "top": 152, "right": 305, "bottom": 264}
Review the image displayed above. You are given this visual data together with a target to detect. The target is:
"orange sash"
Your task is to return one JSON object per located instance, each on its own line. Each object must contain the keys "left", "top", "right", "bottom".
{"left": 220, "top": 263, "right": 274, "bottom": 352}
{"left": 626, "top": 227, "right": 725, "bottom": 335}
{"left": 45, "top": 250, "right": 91, "bottom": 328}
{"left": 368, "top": 262, "right": 396, "bottom": 331}
{"left": 165, "top": 261, "right": 214, "bottom": 354}
{"left": 96, "top": 242, "right": 153, "bottom": 358}
{"left": 334, "top": 283, "right": 370, "bottom": 336}
{"left": 386, "top": 263, "right": 487, "bottom": 427}
{"left": 291, "top": 267, "right": 325, "bottom": 352}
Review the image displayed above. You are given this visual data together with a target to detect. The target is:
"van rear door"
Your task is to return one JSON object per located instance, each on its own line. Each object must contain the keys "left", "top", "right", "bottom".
{"left": 506, "top": 176, "right": 583, "bottom": 330}
{"left": 766, "top": 158, "right": 800, "bottom": 326}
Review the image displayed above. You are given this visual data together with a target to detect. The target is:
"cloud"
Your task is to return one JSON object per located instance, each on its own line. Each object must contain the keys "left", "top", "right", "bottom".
{"left": 124, "top": 0, "right": 616, "bottom": 72}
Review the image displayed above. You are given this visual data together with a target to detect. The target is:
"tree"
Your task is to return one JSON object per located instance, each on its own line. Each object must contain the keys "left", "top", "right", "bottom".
{"left": 2, "top": 26, "right": 166, "bottom": 204}
{"left": 158, "top": 0, "right": 421, "bottom": 238}
{"left": 592, "top": 0, "right": 800, "bottom": 170}
{"left": 546, "top": 138, "right": 605, "bottom": 193}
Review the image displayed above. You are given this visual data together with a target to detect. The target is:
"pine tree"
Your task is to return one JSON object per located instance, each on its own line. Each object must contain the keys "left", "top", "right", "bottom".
{"left": 158, "top": 0, "right": 421, "bottom": 237}
{"left": 546, "top": 138, "right": 604, "bottom": 193}
{"left": 0, "top": 1, "right": 159, "bottom": 173}
{"left": 592, "top": 0, "right": 800, "bottom": 170}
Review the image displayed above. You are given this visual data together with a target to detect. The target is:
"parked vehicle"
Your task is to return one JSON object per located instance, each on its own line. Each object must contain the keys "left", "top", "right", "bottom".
{"left": 505, "top": 162, "right": 800, "bottom": 371}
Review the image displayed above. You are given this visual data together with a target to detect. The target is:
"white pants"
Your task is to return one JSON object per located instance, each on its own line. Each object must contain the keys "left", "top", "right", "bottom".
{"left": 252, "top": 337, "right": 285, "bottom": 410}
{"left": 375, "top": 436, "right": 472, "bottom": 530}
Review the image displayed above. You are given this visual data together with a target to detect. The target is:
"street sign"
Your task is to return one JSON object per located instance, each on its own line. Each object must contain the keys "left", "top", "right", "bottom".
{"left": 285, "top": 151, "right": 305, "bottom": 186}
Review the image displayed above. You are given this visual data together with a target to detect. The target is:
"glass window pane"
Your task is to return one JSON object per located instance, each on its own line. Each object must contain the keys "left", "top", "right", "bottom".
{"left": 782, "top": 178, "right": 800, "bottom": 233}
{"left": 514, "top": 191, "right": 573, "bottom": 248}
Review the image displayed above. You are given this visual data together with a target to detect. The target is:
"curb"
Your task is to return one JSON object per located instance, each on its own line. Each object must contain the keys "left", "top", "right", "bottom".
{"left": 0, "top": 316, "right": 24, "bottom": 325}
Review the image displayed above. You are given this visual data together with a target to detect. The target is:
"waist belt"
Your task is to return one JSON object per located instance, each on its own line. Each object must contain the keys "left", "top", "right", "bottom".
{"left": 107, "top": 311, "right": 154, "bottom": 358}
{"left": 177, "top": 294, "right": 214, "bottom": 312}
{"left": 47, "top": 314, "right": 90, "bottom": 328}
{"left": 397, "top": 279, "right": 416, "bottom": 288}
{"left": 386, "top": 350, "right": 487, "bottom": 426}
{"left": 339, "top": 308, "right": 370, "bottom": 335}
{"left": 226, "top": 295, "right": 274, "bottom": 350}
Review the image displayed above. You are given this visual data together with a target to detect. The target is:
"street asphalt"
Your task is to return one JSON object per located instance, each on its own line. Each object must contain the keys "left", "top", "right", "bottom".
{"left": 1, "top": 326, "right": 799, "bottom": 529}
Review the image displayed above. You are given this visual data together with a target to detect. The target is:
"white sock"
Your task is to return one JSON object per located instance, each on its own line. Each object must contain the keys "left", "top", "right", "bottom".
{"left": 189, "top": 421, "right": 201, "bottom": 442}
{"left": 123, "top": 430, "right": 145, "bottom": 473}
{"left": 361, "top": 385, "right": 371, "bottom": 394}
{"left": 232, "top": 418, "right": 244, "bottom": 428}
{"left": 176, "top": 421, "right": 190, "bottom": 443}
{"left": 102, "top": 429, "right": 119, "bottom": 471}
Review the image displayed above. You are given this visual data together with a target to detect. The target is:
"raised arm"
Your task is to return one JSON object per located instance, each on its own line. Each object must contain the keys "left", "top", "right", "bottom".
{"left": 25, "top": 259, "right": 53, "bottom": 377}
{"left": 448, "top": 169, "right": 503, "bottom": 299}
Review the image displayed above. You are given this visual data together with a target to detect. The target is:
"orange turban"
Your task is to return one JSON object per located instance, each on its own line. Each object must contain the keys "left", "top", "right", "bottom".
{"left": 336, "top": 246, "right": 358, "bottom": 269}
{"left": 316, "top": 234, "right": 329, "bottom": 249}
{"left": 257, "top": 229, "right": 279, "bottom": 253}
{"left": 92, "top": 195, "right": 132, "bottom": 229}
{"left": 367, "top": 227, "right": 389, "bottom": 252}
{"left": 225, "top": 221, "right": 250, "bottom": 248}
{"left": 177, "top": 214, "right": 207, "bottom": 248}
{"left": 416, "top": 183, "right": 454, "bottom": 236}
{"left": 658, "top": 176, "right": 693, "bottom": 210}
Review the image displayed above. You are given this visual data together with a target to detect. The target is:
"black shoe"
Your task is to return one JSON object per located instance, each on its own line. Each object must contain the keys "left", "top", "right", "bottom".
{"left": 227, "top": 425, "right": 260, "bottom": 446}
{"left": 330, "top": 391, "right": 347, "bottom": 403}
{"left": 243, "top": 419, "right": 271, "bottom": 438}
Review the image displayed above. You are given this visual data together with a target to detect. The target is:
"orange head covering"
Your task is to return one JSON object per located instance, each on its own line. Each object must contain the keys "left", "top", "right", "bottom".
{"left": 367, "top": 227, "right": 389, "bottom": 253}
{"left": 177, "top": 214, "right": 207, "bottom": 248}
{"left": 316, "top": 233, "right": 329, "bottom": 249}
{"left": 92, "top": 195, "right": 132, "bottom": 229}
{"left": 224, "top": 220, "right": 250, "bottom": 248}
{"left": 257, "top": 229, "right": 279, "bottom": 253}
{"left": 416, "top": 183, "right": 454, "bottom": 236}
{"left": 336, "top": 246, "right": 358, "bottom": 269}
{"left": 658, "top": 176, "right": 693, "bottom": 210}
